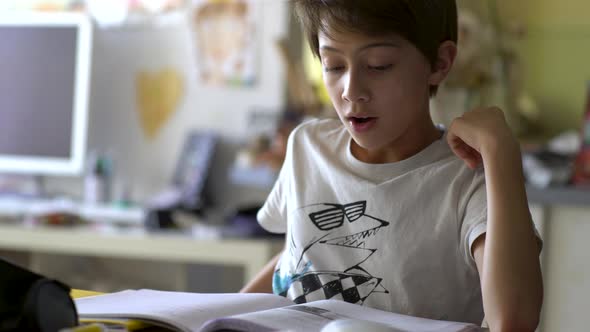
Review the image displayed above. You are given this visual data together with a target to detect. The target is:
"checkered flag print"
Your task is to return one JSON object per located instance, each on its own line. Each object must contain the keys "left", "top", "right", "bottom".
{"left": 286, "top": 271, "right": 386, "bottom": 305}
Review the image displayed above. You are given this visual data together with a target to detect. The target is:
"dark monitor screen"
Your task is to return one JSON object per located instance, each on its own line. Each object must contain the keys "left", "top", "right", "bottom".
{"left": 0, "top": 13, "right": 91, "bottom": 176}
{"left": 0, "top": 26, "right": 76, "bottom": 158}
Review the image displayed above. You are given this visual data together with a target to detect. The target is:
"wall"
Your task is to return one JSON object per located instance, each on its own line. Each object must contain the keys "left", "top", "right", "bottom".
{"left": 503, "top": 1, "right": 590, "bottom": 136}
{"left": 459, "top": 0, "right": 590, "bottom": 136}
{"left": 47, "top": 1, "right": 289, "bottom": 210}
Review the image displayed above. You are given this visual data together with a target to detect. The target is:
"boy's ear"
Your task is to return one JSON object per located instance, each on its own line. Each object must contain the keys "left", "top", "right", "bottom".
{"left": 428, "top": 41, "right": 457, "bottom": 86}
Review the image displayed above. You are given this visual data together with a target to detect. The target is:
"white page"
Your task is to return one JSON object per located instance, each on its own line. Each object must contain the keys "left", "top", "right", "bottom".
{"left": 200, "top": 305, "right": 347, "bottom": 332}
{"left": 75, "top": 289, "right": 294, "bottom": 332}
{"left": 201, "top": 300, "right": 482, "bottom": 332}
{"left": 309, "top": 300, "right": 481, "bottom": 332}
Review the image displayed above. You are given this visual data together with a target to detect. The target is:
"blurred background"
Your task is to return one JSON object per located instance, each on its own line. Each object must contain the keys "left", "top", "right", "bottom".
{"left": 0, "top": 1, "right": 588, "bottom": 331}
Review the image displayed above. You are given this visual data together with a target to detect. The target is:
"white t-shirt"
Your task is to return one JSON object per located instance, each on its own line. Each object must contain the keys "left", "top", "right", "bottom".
{"left": 258, "top": 118, "right": 495, "bottom": 324}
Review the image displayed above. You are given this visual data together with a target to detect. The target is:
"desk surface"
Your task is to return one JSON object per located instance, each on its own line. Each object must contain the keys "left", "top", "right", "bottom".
{"left": 0, "top": 197, "right": 145, "bottom": 225}
{"left": 0, "top": 224, "right": 283, "bottom": 282}
{"left": 526, "top": 185, "right": 590, "bottom": 206}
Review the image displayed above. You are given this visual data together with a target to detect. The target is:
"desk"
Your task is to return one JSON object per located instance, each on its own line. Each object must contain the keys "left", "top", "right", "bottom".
{"left": 0, "top": 224, "right": 283, "bottom": 286}
{"left": 527, "top": 185, "right": 590, "bottom": 206}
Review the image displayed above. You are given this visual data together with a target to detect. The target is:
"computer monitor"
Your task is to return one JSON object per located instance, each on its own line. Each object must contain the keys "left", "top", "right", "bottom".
{"left": 0, "top": 12, "right": 92, "bottom": 176}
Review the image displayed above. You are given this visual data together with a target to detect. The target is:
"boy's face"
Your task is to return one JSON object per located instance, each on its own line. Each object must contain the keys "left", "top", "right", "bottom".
{"left": 319, "top": 28, "right": 439, "bottom": 160}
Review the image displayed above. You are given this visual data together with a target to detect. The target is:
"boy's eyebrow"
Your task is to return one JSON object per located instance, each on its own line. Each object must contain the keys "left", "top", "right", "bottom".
{"left": 320, "top": 42, "right": 401, "bottom": 54}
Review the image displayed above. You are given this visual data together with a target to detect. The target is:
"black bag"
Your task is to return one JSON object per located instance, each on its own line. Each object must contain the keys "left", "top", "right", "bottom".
{"left": 0, "top": 258, "right": 78, "bottom": 332}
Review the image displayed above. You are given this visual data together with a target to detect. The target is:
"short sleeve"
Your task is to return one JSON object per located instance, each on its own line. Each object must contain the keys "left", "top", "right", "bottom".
{"left": 257, "top": 170, "right": 288, "bottom": 233}
{"left": 458, "top": 168, "right": 544, "bottom": 271}
{"left": 459, "top": 169, "right": 488, "bottom": 270}
{"left": 256, "top": 131, "right": 296, "bottom": 234}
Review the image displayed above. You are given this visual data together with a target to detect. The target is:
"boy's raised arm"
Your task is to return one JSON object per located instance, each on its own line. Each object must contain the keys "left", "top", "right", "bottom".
{"left": 447, "top": 107, "right": 543, "bottom": 331}
{"left": 240, "top": 250, "right": 283, "bottom": 294}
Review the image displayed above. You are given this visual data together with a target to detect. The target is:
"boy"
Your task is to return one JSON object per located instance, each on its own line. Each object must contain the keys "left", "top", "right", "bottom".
{"left": 241, "top": 1, "right": 543, "bottom": 330}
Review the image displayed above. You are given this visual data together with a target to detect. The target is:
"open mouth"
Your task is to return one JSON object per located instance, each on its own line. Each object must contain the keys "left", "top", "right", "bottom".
{"left": 347, "top": 116, "right": 377, "bottom": 131}
{"left": 349, "top": 117, "right": 376, "bottom": 124}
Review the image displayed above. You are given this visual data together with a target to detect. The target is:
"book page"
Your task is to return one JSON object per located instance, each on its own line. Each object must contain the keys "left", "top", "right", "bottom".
{"left": 200, "top": 305, "right": 347, "bottom": 332}
{"left": 75, "top": 289, "right": 294, "bottom": 332}
{"left": 200, "top": 300, "right": 483, "bottom": 332}
{"left": 309, "top": 300, "right": 482, "bottom": 332}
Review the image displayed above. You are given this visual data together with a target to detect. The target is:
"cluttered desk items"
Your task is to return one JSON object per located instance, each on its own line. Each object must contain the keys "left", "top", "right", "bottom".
{"left": 75, "top": 289, "right": 484, "bottom": 332}
{"left": 144, "top": 131, "right": 218, "bottom": 231}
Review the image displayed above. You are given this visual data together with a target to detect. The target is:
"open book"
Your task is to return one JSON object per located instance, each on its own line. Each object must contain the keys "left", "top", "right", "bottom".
{"left": 75, "top": 289, "right": 485, "bottom": 332}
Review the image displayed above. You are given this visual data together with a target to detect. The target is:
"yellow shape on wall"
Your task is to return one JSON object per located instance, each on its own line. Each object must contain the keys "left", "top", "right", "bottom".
{"left": 136, "top": 68, "right": 183, "bottom": 139}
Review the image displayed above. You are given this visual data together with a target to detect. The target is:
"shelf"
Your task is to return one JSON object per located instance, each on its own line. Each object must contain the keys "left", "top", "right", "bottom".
{"left": 526, "top": 185, "right": 590, "bottom": 206}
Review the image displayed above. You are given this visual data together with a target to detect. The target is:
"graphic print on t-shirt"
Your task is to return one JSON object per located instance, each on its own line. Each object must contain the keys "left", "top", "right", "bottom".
{"left": 273, "top": 200, "right": 390, "bottom": 305}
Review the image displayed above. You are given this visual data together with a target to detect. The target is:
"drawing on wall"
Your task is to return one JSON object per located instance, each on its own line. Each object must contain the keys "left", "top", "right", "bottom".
{"left": 135, "top": 68, "right": 184, "bottom": 139}
{"left": 190, "top": 0, "right": 259, "bottom": 87}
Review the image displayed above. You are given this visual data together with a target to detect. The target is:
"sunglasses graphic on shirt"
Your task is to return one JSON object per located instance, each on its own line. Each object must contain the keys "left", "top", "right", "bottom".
{"left": 308, "top": 201, "right": 366, "bottom": 231}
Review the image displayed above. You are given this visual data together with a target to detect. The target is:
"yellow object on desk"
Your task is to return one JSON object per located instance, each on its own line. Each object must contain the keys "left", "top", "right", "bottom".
{"left": 78, "top": 318, "right": 151, "bottom": 331}
{"left": 62, "top": 323, "right": 107, "bottom": 332}
{"left": 70, "top": 290, "right": 153, "bottom": 331}
{"left": 71, "top": 289, "right": 104, "bottom": 299}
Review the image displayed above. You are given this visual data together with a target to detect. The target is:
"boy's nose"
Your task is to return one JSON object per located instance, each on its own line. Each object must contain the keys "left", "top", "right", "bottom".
{"left": 341, "top": 72, "right": 370, "bottom": 103}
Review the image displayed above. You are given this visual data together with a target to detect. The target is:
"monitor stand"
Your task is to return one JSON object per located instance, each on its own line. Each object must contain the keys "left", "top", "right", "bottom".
{"left": 32, "top": 175, "right": 47, "bottom": 198}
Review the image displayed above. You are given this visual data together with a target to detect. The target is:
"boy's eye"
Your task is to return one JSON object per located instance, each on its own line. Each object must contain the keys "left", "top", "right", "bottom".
{"left": 323, "top": 66, "right": 344, "bottom": 73}
{"left": 368, "top": 64, "right": 393, "bottom": 71}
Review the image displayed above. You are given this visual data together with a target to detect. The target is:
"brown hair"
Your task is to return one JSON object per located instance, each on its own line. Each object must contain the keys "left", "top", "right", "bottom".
{"left": 292, "top": 0, "right": 458, "bottom": 95}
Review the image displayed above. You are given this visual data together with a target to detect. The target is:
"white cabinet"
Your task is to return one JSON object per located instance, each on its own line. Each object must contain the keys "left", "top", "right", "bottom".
{"left": 527, "top": 186, "right": 590, "bottom": 332}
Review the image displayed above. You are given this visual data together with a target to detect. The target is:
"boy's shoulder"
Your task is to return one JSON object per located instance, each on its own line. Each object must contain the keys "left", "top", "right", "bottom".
{"left": 291, "top": 117, "right": 345, "bottom": 143}
{"left": 294, "top": 117, "right": 342, "bottom": 132}
{"left": 289, "top": 118, "right": 483, "bottom": 181}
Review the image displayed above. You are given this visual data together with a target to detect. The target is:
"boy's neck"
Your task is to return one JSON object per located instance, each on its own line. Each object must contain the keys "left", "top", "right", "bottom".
{"left": 351, "top": 120, "right": 442, "bottom": 164}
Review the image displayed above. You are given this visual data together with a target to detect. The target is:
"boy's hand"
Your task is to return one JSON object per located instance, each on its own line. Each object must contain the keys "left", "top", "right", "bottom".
{"left": 446, "top": 107, "right": 520, "bottom": 169}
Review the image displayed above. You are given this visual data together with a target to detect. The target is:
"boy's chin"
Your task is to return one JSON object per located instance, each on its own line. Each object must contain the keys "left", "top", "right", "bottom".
{"left": 350, "top": 136, "right": 383, "bottom": 152}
